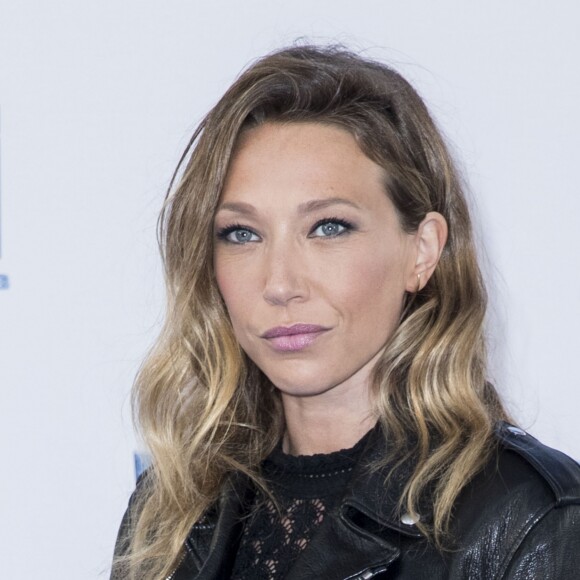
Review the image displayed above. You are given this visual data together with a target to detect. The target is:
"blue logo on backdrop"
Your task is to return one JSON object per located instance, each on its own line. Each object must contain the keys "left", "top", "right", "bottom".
{"left": 134, "top": 451, "right": 152, "bottom": 481}
{"left": 0, "top": 108, "right": 7, "bottom": 291}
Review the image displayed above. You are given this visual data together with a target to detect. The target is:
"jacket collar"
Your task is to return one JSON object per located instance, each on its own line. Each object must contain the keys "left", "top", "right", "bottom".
{"left": 341, "top": 425, "right": 426, "bottom": 538}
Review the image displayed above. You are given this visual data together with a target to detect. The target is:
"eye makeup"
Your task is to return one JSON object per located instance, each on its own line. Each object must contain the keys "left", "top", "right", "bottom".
{"left": 215, "top": 223, "right": 260, "bottom": 244}
{"left": 308, "top": 217, "right": 356, "bottom": 238}
{"left": 215, "top": 216, "right": 357, "bottom": 245}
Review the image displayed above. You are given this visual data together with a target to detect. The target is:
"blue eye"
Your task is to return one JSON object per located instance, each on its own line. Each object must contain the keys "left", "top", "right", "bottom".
{"left": 310, "top": 219, "right": 353, "bottom": 238}
{"left": 217, "top": 225, "right": 260, "bottom": 244}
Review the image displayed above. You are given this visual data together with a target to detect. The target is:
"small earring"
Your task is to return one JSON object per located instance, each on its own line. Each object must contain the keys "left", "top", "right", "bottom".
{"left": 416, "top": 273, "right": 421, "bottom": 293}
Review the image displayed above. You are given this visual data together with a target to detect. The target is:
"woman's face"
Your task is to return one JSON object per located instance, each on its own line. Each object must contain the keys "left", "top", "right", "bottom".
{"left": 214, "top": 122, "right": 419, "bottom": 402}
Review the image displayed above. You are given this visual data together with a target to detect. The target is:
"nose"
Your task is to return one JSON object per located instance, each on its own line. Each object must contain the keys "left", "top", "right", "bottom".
{"left": 262, "top": 241, "right": 309, "bottom": 306}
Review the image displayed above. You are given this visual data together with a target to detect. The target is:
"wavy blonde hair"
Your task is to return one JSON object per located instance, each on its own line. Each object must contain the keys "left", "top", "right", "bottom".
{"left": 113, "top": 45, "right": 511, "bottom": 578}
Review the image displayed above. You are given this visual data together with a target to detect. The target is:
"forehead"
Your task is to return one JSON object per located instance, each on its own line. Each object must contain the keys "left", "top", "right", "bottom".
{"left": 220, "top": 122, "right": 387, "bottom": 206}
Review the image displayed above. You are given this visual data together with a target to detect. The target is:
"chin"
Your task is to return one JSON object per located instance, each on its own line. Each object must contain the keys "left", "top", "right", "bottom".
{"left": 264, "top": 369, "right": 344, "bottom": 398}
{"left": 278, "top": 383, "right": 329, "bottom": 397}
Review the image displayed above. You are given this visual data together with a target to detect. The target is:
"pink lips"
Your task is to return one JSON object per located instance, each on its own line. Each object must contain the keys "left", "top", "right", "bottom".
{"left": 262, "top": 324, "right": 329, "bottom": 352}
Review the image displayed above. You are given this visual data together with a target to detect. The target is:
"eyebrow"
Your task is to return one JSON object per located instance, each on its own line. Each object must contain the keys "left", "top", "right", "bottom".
{"left": 216, "top": 197, "right": 362, "bottom": 216}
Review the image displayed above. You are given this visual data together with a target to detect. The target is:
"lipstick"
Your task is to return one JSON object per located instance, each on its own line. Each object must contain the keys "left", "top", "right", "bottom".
{"left": 262, "top": 324, "right": 329, "bottom": 352}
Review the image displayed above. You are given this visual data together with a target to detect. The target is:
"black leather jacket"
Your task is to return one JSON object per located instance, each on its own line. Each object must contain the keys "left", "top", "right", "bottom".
{"left": 115, "top": 423, "right": 580, "bottom": 579}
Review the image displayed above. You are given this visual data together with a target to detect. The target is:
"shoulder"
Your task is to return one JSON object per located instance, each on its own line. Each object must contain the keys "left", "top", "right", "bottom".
{"left": 493, "top": 421, "right": 580, "bottom": 502}
{"left": 455, "top": 421, "right": 580, "bottom": 528}
{"left": 449, "top": 422, "right": 580, "bottom": 579}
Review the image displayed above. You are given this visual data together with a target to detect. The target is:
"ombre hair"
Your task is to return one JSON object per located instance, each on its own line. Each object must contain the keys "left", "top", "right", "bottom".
{"left": 113, "top": 45, "right": 511, "bottom": 578}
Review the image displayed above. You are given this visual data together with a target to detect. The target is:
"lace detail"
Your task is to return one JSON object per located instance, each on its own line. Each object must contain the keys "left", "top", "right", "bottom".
{"left": 230, "top": 430, "right": 373, "bottom": 579}
{"left": 231, "top": 495, "right": 328, "bottom": 579}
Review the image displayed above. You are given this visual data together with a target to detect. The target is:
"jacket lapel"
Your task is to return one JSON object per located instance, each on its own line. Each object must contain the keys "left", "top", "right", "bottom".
{"left": 286, "top": 428, "right": 427, "bottom": 580}
{"left": 181, "top": 473, "right": 254, "bottom": 580}
{"left": 284, "top": 507, "right": 400, "bottom": 580}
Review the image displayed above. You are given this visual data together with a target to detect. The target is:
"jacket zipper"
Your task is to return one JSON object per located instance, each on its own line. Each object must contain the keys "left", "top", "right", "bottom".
{"left": 347, "top": 564, "right": 389, "bottom": 579}
{"left": 165, "top": 552, "right": 187, "bottom": 580}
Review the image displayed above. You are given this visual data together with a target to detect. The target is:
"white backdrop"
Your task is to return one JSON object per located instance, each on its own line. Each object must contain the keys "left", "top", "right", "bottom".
{"left": 1, "top": 1, "right": 579, "bottom": 578}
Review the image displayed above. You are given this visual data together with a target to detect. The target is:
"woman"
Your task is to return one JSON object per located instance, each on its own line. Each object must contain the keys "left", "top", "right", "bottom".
{"left": 112, "top": 45, "right": 580, "bottom": 579}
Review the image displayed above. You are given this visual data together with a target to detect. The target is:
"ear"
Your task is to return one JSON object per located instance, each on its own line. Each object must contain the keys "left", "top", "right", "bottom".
{"left": 405, "top": 212, "right": 448, "bottom": 292}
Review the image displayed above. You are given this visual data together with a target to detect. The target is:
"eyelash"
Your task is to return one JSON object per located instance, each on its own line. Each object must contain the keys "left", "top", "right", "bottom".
{"left": 216, "top": 217, "right": 355, "bottom": 244}
{"left": 216, "top": 223, "right": 258, "bottom": 243}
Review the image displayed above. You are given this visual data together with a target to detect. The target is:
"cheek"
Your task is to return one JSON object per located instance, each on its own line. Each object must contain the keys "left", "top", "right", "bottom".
{"left": 326, "top": 248, "right": 407, "bottom": 325}
{"left": 214, "top": 260, "right": 240, "bottom": 319}
{"left": 214, "top": 257, "right": 258, "bottom": 333}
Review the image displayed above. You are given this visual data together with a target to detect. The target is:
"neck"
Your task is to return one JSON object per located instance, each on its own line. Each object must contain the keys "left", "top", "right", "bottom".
{"left": 281, "top": 385, "right": 376, "bottom": 456}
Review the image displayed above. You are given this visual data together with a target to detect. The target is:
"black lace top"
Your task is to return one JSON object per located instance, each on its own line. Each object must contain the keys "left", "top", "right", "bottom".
{"left": 230, "top": 431, "right": 372, "bottom": 579}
